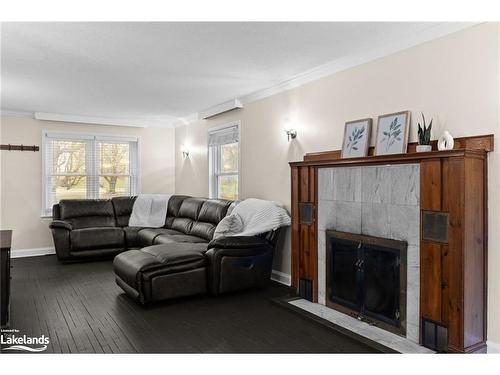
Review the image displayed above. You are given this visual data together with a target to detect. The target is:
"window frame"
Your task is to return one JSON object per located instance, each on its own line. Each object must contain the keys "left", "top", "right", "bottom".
{"left": 41, "top": 130, "right": 140, "bottom": 217}
{"left": 208, "top": 121, "right": 241, "bottom": 200}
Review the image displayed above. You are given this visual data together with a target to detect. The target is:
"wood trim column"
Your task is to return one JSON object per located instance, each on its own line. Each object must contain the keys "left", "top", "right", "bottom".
{"left": 290, "top": 165, "right": 318, "bottom": 301}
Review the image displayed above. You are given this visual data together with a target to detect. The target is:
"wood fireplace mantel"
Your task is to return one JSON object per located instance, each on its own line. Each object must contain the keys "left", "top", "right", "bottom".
{"left": 289, "top": 134, "right": 493, "bottom": 353}
{"left": 295, "top": 134, "right": 494, "bottom": 164}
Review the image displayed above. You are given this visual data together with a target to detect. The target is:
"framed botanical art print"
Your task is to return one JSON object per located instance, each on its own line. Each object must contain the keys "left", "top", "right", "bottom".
{"left": 375, "top": 111, "right": 411, "bottom": 156}
{"left": 341, "top": 118, "right": 372, "bottom": 159}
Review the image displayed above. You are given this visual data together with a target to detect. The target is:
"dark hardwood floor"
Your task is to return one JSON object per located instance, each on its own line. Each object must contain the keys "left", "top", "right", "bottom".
{"left": 3, "top": 255, "right": 380, "bottom": 353}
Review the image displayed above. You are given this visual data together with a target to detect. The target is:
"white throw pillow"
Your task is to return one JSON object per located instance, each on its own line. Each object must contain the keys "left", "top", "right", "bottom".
{"left": 213, "top": 213, "right": 244, "bottom": 239}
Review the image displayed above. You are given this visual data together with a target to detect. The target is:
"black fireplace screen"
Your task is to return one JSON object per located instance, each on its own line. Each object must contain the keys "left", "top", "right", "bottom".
{"left": 326, "top": 230, "right": 407, "bottom": 336}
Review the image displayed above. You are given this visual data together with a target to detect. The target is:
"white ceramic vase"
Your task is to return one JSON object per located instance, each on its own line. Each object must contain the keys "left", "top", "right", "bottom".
{"left": 437, "top": 131, "right": 454, "bottom": 151}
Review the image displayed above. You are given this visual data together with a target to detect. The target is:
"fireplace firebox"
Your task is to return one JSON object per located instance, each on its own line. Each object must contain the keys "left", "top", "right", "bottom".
{"left": 326, "top": 230, "right": 407, "bottom": 336}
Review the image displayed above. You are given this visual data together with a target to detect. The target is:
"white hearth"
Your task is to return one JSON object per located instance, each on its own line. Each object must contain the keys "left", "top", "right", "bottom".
{"left": 289, "top": 298, "right": 433, "bottom": 353}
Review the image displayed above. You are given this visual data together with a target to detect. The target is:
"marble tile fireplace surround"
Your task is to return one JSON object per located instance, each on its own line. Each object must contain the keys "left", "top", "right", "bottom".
{"left": 297, "top": 164, "right": 426, "bottom": 352}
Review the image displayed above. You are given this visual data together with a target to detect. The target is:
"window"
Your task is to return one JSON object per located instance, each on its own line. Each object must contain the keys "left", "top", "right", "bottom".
{"left": 42, "top": 132, "right": 139, "bottom": 216}
{"left": 208, "top": 123, "right": 239, "bottom": 200}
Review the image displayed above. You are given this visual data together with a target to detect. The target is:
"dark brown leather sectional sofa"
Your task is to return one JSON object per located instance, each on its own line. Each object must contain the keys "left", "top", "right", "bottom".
{"left": 49, "top": 195, "right": 282, "bottom": 304}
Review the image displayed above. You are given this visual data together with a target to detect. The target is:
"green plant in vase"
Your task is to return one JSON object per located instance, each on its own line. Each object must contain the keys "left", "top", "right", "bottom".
{"left": 417, "top": 113, "right": 432, "bottom": 152}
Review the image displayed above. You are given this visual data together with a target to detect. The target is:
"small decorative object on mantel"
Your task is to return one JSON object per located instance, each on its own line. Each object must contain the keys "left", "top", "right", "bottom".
{"left": 374, "top": 110, "right": 410, "bottom": 156}
{"left": 416, "top": 113, "right": 432, "bottom": 152}
{"left": 341, "top": 118, "right": 372, "bottom": 158}
{"left": 437, "top": 130, "right": 454, "bottom": 151}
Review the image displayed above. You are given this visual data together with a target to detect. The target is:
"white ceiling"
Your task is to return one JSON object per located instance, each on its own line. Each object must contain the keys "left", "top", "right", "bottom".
{"left": 1, "top": 22, "right": 473, "bottom": 127}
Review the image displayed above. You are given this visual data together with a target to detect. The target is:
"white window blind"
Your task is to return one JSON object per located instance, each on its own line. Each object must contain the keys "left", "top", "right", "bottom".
{"left": 208, "top": 124, "right": 239, "bottom": 146}
{"left": 208, "top": 123, "right": 240, "bottom": 200}
{"left": 42, "top": 132, "right": 139, "bottom": 216}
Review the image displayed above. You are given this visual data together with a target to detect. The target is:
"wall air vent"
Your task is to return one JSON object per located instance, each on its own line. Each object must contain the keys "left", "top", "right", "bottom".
{"left": 199, "top": 99, "right": 243, "bottom": 120}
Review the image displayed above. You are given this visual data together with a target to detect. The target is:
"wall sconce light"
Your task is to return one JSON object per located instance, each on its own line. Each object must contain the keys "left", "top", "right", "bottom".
{"left": 284, "top": 129, "right": 297, "bottom": 142}
{"left": 181, "top": 146, "right": 190, "bottom": 159}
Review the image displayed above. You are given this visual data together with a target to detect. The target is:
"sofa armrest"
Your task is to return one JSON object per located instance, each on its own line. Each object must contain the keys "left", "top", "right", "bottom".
{"left": 206, "top": 236, "right": 274, "bottom": 295}
{"left": 207, "top": 236, "right": 270, "bottom": 250}
{"left": 50, "top": 225, "right": 72, "bottom": 261}
{"left": 206, "top": 245, "right": 272, "bottom": 259}
{"left": 49, "top": 220, "right": 73, "bottom": 231}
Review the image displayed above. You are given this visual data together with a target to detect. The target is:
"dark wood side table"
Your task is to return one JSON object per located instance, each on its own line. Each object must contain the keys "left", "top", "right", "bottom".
{"left": 1, "top": 230, "right": 12, "bottom": 328}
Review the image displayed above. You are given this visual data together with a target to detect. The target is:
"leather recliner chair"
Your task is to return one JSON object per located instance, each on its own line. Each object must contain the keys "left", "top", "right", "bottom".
{"left": 50, "top": 199, "right": 128, "bottom": 260}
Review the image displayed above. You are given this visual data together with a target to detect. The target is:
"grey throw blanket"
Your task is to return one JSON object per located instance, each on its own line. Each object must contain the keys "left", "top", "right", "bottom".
{"left": 128, "top": 194, "right": 172, "bottom": 228}
{"left": 214, "top": 198, "right": 291, "bottom": 238}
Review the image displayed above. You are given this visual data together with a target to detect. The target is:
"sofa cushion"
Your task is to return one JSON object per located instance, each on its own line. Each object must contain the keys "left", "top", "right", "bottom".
{"left": 113, "top": 243, "right": 207, "bottom": 290}
{"left": 170, "top": 217, "right": 195, "bottom": 234}
{"left": 123, "top": 226, "right": 144, "bottom": 248}
{"left": 138, "top": 228, "right": 183, "bottom": 246}
{"left": 198, "top": 199, "right": 232, "bottom": 223}
{"left": 70, "top": 227, "right": 124, "bottom": 251}
{"left": 155, "top": 234, "right": 208, "bottom": 245}
{"left": 112, "top": 196, "right": 137, "bottom": 227}
{"left": 142, "top": 243, "right": 207, "bottom": 265}
{"left": 189, "top": 222, "right": 217, "bottom": 241}
{"left": 113, "top": 250, "right": 161, "bottom": 288}
{"left": 190, "top": 199, "right": 233, "bottom": 240}
{"left": 170, "top": 198, "right": 206, "bottom": 234}
{"left": 165, "top": 195, "right": 191, "bottom": 228}
{"left": 167, "top": 195, "right": 191, "bottom": 217}
{"left": 178, "top": 197, "right": 206, "bottom": 219}
{"left": 59, "top": 199, "right": 115, "bottom": 229}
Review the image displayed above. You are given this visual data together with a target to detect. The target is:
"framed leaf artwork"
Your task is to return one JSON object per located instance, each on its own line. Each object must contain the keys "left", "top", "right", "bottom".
{"left": 375, "top": 111, "right": 411, "bottom": 156}
{"left": 341, "top": 118, "right": 372, "bottom": 159}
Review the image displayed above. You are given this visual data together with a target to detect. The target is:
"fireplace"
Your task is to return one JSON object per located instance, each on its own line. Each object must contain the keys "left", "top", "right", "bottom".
{"left": 326, "top": 230, "right": 407, "bottom": 336}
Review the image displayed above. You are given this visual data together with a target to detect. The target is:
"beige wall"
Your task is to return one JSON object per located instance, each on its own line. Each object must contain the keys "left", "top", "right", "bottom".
{"left": 175, "top": 23, "right": 500, "bottom": 344}
{"left": 0, "top": 116, "right": 176, "bottom": 251}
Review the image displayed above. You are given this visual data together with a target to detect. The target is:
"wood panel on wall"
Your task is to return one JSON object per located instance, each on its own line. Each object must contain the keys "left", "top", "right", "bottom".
{"left": 420, "top": 241, "right": 442, "bottom": 322}
{"left": 420, "top": 159, "right": 442, "bottom": 211}
{"left": 290, "top": 165, "right": 318, "bottom": 301}
{"left": 463, "top": 157, "right": 486, "bottom": 348}
{"left": 442, "top": 157, "right": 465, "bottom": 351}
{"left": 419, "top": 155, "right": 486, "bottom": 352}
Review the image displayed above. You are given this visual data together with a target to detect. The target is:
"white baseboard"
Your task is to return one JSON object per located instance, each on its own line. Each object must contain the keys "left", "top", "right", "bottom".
{"left": 487, "top": 340, "right": 500, "bottom": 353}
{"left": 11, "top": 247, "right": 55, "bottom": 258}
{"left": 271, "top": 270, "right": 291, "bottom": 286}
